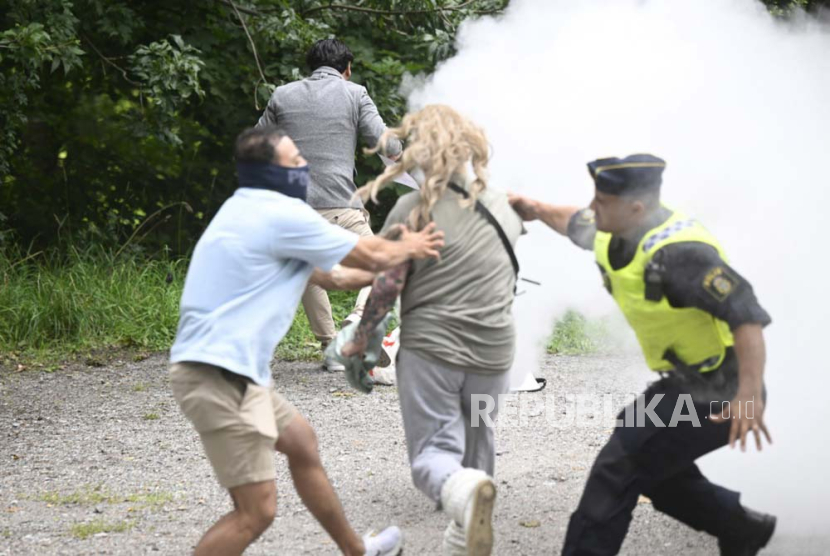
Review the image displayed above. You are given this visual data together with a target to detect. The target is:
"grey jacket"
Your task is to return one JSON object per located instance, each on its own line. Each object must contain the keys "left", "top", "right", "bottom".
{"left": 257, "top": 66, "right": 402, "bottom": 209}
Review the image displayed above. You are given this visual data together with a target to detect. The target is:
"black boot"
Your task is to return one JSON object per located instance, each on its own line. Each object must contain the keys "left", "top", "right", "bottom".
{"left": 718, "top": 507, "right": 776, "bottom": 556}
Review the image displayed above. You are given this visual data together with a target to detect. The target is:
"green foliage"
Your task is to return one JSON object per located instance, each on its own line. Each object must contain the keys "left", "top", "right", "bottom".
{"left": 70, "top": 519, "right": 134, "bottom": 539}
{"left": 130, "top": 35, "right": 206, "bottom": 125}
{"left": 1, "top": 0, "right": 509, "bottom": 255}
{"left": 546, "top": 310, "right": 612, "bottom": 356}
{"left": 763, "top": 0, "right": 819, "bottom": 16}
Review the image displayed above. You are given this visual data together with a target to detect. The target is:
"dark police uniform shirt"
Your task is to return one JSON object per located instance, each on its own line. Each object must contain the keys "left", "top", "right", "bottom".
{"left": 567, "top": 207, "right": 771, "bottom": 331}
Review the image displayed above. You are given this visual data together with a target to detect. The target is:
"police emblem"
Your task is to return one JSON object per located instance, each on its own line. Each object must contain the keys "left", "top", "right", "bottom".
{"left": 702, "top": 267, "right": 739, "bottom": 301}
{"left": 712, "top": 275, "right": 733, "bottom": 296}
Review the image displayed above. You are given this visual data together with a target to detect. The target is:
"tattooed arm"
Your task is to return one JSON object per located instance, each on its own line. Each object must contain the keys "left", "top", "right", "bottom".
{"left": 341, "top": 262, "right": 409, "bottom": 357}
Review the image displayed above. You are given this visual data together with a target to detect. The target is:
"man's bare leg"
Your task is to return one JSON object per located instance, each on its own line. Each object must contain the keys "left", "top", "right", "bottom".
{"left": 193, "top": 481, "right": 276, "bottom": 556}
{"left": 276, "top": 415, "right": 366, "bottom": 556}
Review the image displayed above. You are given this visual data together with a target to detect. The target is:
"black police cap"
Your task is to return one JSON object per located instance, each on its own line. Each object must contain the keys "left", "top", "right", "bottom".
{"left": 587, "top": 154, "right": 666, "bottom": 195}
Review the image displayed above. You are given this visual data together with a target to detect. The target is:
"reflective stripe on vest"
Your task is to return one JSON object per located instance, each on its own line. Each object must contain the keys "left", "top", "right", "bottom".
{"left": 594, "top": 209, "right": 734, "bottom": 373}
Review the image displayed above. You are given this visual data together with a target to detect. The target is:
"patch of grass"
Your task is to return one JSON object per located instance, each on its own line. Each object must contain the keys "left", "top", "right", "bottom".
{"left": 0, "top": 247, "right": 184, "bottom": 361}
{"left": 39, "top": 486, "right": 112, "bottom": 505}
{"left": 547, "top": 310, "right": 613, "bottom": 355}
{"left": 70, "top": 519, "right": 134, "bottom": 539}
{"left": 0, "top": 247, "right": 358, "bottom": 365}
{"left": 37, "top": 486, "right": 173, "bottom": 507}
{"left": 275, "top": 289, "right": 358, "bottom": 362}
{"left": 124, "top": 492, "right": 173, "bottom": 505}
{"left": 143, "top": 413, "right": 160, "bottom": 421}
{"left": 132, "top": 383, "right": 148, "bottom": 392}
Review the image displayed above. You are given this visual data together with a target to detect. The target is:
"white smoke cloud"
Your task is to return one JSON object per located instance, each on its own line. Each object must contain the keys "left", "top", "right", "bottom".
{"left": 408, "top": 0, "right": 830, "bottom": 537}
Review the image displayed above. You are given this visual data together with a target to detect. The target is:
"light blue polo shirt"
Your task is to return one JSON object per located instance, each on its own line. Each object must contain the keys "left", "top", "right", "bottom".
{"left": 170, "top": 188, "right": 359, "bottom": 386}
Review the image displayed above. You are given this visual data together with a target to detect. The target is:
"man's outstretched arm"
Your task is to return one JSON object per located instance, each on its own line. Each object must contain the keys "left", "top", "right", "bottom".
{"left": 509, "top": 193, "right": 597, "bottom": 250}
{"left": 309, "top": 266, "right": 376, "bottom": 291}
{"left": 508, "top": 193, "right": 582, "bottom": 235}
{"left": 339, "top": 223, "right": 443, "bottom": 273}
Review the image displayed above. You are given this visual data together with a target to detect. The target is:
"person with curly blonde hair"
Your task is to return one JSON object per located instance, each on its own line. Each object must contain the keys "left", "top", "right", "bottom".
{"left": 334, "top": 105, "right": 524, "bottom": 556}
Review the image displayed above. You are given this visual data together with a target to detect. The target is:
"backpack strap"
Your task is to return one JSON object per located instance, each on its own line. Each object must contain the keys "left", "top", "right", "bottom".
{"left": 447, "top": 183, "right": 520, "bottom": 279}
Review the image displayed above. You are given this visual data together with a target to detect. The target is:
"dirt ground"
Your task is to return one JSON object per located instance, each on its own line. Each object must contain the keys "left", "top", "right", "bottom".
{"left": 0, "top": 352, "right": 819, "bottom": 555}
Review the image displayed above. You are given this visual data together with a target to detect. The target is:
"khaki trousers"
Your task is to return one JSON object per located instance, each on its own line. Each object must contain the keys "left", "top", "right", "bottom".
{"left": 302, "top": 208, "right": 373, "bottom": 344}
{"left": 169, "top": 362, "right": 298, "bottom": 489}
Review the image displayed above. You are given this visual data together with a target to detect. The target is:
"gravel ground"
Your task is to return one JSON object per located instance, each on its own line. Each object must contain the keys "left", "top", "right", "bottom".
{"left": 0, "top": 352, "right": 818, "bottom": 555}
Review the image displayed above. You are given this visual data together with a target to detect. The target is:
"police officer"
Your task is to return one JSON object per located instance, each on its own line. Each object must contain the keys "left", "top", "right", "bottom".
{"left": 509, "top": 154, "right": 775, "bottom": 556}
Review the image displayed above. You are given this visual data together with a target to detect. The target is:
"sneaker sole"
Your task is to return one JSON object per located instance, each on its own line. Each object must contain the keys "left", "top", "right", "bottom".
{"left": 466, "top": 480, "right": 496, "bottom": 556}
{"left": 387, "top": 537, "right": 403, "bottom": 556}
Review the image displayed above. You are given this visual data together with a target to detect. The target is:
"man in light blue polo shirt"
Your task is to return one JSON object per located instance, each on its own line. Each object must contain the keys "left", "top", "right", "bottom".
{"left": 169, "top": 125, "right": 443, "bottom": 556}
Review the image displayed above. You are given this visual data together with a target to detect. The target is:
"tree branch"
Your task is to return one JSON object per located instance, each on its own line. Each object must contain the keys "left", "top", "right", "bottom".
{"left": 224, "top": 0, "right": 270, "bottom": 110}
{"left": 214, "top": 0, "right": 265, "bottom": 17}
{"left": 301, "top": 0, "right": 479, "bottom": 18}
{"left": 81, "top": 34, "right": 142, "bottom": 87}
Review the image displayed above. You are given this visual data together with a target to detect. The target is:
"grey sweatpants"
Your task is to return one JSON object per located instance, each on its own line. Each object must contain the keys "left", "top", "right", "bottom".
{"left": 396, "top": 347, "right": 511, "bottom": 503}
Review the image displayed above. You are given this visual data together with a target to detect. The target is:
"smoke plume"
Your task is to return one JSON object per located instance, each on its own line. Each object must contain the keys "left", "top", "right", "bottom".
{"left": 408, "top": 0, "right": 830, "bottom": 535}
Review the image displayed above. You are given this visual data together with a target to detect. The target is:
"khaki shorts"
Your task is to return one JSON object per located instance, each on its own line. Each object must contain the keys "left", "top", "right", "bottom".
{"left": 170, "top": 362, "right": 298, "bottom": 489}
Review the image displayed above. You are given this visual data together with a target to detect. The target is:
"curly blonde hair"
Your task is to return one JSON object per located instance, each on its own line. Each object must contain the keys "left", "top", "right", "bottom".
{"left": 357, "top": 104, "right": 490, "bottom": 230}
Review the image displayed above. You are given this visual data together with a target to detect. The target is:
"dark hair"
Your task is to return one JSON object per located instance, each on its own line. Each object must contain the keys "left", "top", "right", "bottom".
{"left": 234, "top": 126, "right": 285, "bottom": 163}
{"left": 306, "top": 38, "right": 354, "bottom": 73}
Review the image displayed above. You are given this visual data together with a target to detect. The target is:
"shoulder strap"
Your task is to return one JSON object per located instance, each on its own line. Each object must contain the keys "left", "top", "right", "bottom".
{"left": 447, "top": 183, "right": 520, "bottom": 278}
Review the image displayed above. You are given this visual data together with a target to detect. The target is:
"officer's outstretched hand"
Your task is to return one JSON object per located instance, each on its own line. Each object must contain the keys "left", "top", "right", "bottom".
{"left": 711, "top": 387, "right": 772, "bottom": 452}
{"left": 507, "top": 193, "right": 540, "bottom": 221}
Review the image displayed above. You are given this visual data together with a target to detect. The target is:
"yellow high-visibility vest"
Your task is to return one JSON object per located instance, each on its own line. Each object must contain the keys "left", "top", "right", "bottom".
{"left": 594, "top": 209, "right": 734, "bottom": 372}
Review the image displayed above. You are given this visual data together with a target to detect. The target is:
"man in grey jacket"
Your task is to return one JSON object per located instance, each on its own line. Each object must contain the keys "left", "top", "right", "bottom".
{"left": 257, "top": 38, "right": 402, "bottom": 371}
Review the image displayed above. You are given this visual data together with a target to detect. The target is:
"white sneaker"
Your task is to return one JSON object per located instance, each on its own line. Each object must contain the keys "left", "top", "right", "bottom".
{"left": 363, "top": 526, "right": 403, "bottom": 556}
{"left": 440, "top": 469, "right": 496, "bottom": 556}
{"left": 368, "top": 327, "right": 400, "bottom": 385}
{"left": 323, "top": 355, "right": 346, "bottom": 372}
{"left": 369, "top": 365, "right": 396, "bottom": 386}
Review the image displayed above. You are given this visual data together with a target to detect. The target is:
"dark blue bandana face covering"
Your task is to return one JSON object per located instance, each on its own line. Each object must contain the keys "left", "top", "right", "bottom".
{"left": 236, "top": 161, "right": 310, "bottom": 202}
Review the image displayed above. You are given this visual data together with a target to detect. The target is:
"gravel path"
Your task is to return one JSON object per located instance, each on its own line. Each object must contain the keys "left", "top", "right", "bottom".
{"left": 0, "top": 353, "right": 817, "bottom": 555}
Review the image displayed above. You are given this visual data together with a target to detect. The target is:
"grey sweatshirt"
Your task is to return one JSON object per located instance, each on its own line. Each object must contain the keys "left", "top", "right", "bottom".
{"left": 257, "top": 66, "right": 402, "bottom": 209}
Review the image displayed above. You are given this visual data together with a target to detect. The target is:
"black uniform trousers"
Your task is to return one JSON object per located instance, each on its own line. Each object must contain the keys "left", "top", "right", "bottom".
{"left": 561, "top": 362, "right": 751, "bottom": 555}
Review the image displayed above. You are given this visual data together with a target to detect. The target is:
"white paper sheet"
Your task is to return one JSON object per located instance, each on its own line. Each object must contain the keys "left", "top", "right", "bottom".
{"left": 379, "top": 155, "right": 419, "bottom": 189}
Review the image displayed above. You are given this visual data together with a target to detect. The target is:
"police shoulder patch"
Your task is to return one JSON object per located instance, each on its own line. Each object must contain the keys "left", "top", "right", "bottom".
{"left": 702, "top": 266, "right": 739, "bottom": 301}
